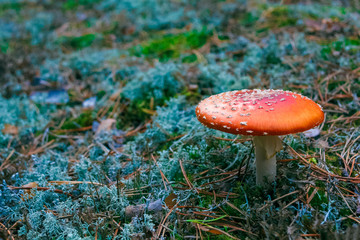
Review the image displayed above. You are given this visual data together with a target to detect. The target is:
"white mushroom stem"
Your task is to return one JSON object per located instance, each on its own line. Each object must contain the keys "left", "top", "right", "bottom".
{"left": 253, "top": 135, "right": 283, "bottom": 185}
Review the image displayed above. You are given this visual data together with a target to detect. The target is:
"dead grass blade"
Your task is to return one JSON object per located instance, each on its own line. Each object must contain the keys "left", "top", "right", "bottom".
{"left": 179, "top": 159, "right": 198, "bottom": 193}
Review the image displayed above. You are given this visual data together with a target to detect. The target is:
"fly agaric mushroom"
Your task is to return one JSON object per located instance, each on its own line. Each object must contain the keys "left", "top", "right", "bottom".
{"left": 196, "top": 89, "right": 324, "bottom": 185}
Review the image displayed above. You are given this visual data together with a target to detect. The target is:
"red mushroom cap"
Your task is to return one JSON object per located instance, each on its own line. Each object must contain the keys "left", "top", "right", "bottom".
{"left": 196, "top": 89, "right": 324, "bottom": 136}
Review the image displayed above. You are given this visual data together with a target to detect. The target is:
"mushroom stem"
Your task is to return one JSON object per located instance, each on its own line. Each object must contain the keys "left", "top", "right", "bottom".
{"left": 253, "top": 135, "right": 283, "bottom": 185}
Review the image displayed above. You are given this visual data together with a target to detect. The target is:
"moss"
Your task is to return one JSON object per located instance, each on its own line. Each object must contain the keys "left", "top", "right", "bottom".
{"left": 325, "top": 155, "right": 338, "bottom": 165}
{"left": 62, "top": 0, "right": 101, "bottom": 10}
{"left": 0, "top": 40, "right": 9, "bottom": 53}
{"left": 60, "top": 109, "right": 95, "bottom": 130}
{"left": 218, "top": 35, "right": 229, "bottom": 41}
{"left": 321, "top": 37, "right": 360, "bottom": 59}
{"left": 232, "top": 182, "right": 265, "bottom": 206}
{"left": 197, "top": 195, "right": 214, "bottom": 208}
{"left": 116, "top": 101, "right": 151, "bottom": 129}
{"left": 300, "top": 214, "right": 316, "bottom": 232}
{"left": 182, "top": 54, "right": 198, "bottom": 63}
{"left": 57, "top": 34, "right": 98, "bottom": 50}
{"left": 308, "top": 188, "right": 328, "bottom": 209}
{"left": 130, "top": 29, "right": 212, "bottom": 62}
{"left": 96, "top": 90, "right": 106, "bottom": 100}
{"left": 259, "top": 5, "right": 298, "bottom": 30}
{"left": 0, "top": 2, "right": 22, "bottom": 15}
{"left": 239, "top": 11, "right": 260, "bottom": 27}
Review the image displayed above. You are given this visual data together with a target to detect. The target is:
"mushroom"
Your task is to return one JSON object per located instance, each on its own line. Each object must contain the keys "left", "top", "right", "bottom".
{"left": 195, "top": 89, "right": 324, "bottom": 185}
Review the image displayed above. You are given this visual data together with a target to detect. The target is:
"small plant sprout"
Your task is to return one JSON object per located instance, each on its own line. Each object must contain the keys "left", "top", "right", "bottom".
{"left": 196, "top": 89, "right": 324, "bottom": 185}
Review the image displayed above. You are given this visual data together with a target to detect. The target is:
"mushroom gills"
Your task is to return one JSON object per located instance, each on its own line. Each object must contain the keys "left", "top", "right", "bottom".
{"left": 253, "top": 135, "right": 283, "bottom": 185}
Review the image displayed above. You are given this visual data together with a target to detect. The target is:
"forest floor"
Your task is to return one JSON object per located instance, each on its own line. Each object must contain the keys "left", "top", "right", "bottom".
{"left": 0, "top": 0, "right": 360, "bottom": 239}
